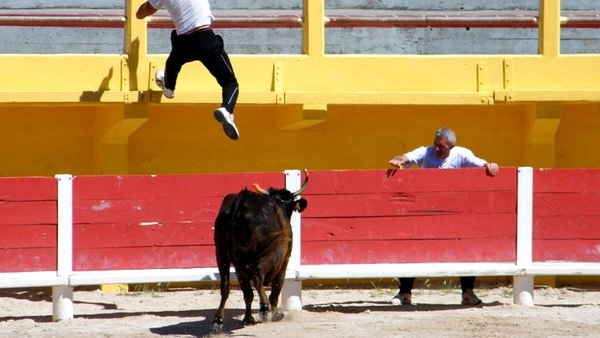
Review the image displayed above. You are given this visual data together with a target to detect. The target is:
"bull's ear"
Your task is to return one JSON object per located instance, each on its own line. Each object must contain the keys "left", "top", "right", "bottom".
{"left": 294, "top": 198, "right": 308, "bottom": 212}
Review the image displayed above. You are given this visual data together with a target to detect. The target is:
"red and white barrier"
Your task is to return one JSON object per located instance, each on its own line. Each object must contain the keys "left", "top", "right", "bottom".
{"left": 1, "top": 168, "right": 600, "bottom": 320}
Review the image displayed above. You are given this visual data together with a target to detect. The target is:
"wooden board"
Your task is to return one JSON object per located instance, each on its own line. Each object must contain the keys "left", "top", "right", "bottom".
{"left": 301, "top": 239, "right": 516, "bottom": 265}
{"left": 71, "top": 172, "right": 283, "bottom": 271}
{"left": 0, "top": 177, "right": 57, "bottom": 272}
{"left": 533, "top": 169, "right": 600, "bottom": 262}
{"left": 300, "top": 169, "right": 518, "bottom": 264}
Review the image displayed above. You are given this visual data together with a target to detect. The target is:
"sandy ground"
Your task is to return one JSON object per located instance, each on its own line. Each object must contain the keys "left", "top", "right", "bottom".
{"left": 1, "top": 282, "right": 600, "bottom": 338}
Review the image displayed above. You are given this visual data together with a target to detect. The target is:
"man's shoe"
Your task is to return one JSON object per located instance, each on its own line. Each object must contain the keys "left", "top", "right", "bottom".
{"left": 155, "top": 70, "right": 175, "bottom": 99}
{"left": 390, "top": 292, "right": 412, "bottom": 305}
{"left": 214, "top": 107, "right": 240, "bottom": 140}
{"left": 461, "top": 289, "right": 482, "bottom": 305}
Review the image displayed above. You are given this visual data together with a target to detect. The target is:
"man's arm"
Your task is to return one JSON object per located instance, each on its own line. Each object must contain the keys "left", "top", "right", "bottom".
{"left": 389, "top": 154, "right": 410, "bottom": 168}
{"left": 136, "top": 1, "right": 158, "bottom": 20}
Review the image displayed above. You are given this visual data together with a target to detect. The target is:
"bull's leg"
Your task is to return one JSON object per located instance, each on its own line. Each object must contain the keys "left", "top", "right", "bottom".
{"left": 267, "top": 270, "right": 287, "bottom": 322}
{"left": 239, "top": 278, "right": 257, "bottom": 325}
{"left": 212, "top": 251, "right": 231, "bottom": 334}
{"left": 253, "top": 276, "right": 273, "bottom": 323}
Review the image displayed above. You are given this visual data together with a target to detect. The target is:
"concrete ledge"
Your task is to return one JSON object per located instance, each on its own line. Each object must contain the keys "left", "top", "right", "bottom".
{"left": 1, "top": 9, "right": 599, "bottom": 28}
{"left": 3, "top": 89, "right": 600, "bottom": 105}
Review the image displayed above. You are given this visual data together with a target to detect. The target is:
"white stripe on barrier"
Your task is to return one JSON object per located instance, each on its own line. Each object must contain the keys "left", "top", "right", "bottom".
{"left": 282, "top": 169, "right": 303, "bottom": 310}
{"left": 56, "top": 174, "right": 73, "bottom": 279}
{"left": 296, "top": 262, "right": 525, "bottom": 279}
{"left": 54, "top": 174, "right": 74, "bottom": 321}
{"left": 69, "top": 268, "right": 223, "bottom": 286}
{"left": 0, "top": 272, "right": 68, "bottom": 289}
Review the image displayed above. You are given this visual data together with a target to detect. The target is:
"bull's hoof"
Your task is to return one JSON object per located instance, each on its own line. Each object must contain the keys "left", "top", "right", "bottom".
{"left": 242, "top": 316, "right": 257, "bottom": 326}
{"left": 259, "top": 310, "right": 284, "bottom": 322}
{"left": 212, "top": 319, "right": 224, "bottom": 334}
{"left": 273, "top": 311, "right": 284, "bottom": 322}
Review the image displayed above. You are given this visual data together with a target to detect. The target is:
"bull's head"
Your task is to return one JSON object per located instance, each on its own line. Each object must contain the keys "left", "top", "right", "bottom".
{"left": 253, "top": 169, "right": 309, "bottom": 217}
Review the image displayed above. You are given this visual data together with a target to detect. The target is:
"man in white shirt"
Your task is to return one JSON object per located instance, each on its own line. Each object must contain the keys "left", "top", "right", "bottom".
{"left": 136, "top": 0, "right": 240, "bottom": 140}
{"left": 388, "top": 127, "right": 499, "bottom": 306}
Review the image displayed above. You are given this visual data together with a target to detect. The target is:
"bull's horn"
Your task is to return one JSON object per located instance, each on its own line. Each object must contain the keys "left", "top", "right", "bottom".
{"left": 253, "top": 183, "right": 270, "bottom": 195}
{"left": 291, "top": 169, "right": 309, "bottom": 197}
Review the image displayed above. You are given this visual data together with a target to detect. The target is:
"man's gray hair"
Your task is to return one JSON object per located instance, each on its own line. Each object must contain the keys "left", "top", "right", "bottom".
{"left": 435, "top": 127, "right": 457, "bottom": 146}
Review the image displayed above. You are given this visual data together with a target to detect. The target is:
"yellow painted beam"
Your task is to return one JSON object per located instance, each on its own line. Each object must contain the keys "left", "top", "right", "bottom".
{"left": 100, "top": 284, "right": 129, "bottom": 293}
{"left": 525, "top": 103, "right": 561, "bottom": 168}
{"left": 4, "top": 53, "right": 600, "bottom": 100}
{"left": 303, "top": 0, "right": 325, "bottom": 57}
{"left": 285, "top": 92, "right": 493, "bottom": 105}
{"left": 3, "top": 88, "right": 599, "bottom": 106}
{"left": 539, "top": 0, "right": 561, "bottom": 58}
{"left": 507, "top": 90, "right": 600, "bottom": 102}
{"left": 275, "top": 103, "right": 328, "bottom": 130}
{"left": 147, "top": 91, "right": 279, "bottom": 104}
{"left": 125, "top": 0, "right": 147, "bottom": 58}
{"left": 101, "top": 104, "right": 149, "bottom": 175}
{"left": 0, "top": 91, "right": 136, "bottom": 103}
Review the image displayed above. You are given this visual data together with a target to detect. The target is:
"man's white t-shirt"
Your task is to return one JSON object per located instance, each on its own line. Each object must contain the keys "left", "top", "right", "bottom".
{"left": 148, "top": 0, "right": 214, "bottom": 34}
{"left": 404, "top": 146, "right": 488, "bottom": 169}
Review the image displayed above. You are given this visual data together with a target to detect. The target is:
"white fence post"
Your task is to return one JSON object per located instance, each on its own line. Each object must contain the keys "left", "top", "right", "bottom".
{"left": 53, "top": 174, "right": 74, "bottom": 321}
{"left": 282, "top": 169, "right": 303, "bottom": 310}
{"left": 515, "top": 167, "right": 534, "bottom": 306}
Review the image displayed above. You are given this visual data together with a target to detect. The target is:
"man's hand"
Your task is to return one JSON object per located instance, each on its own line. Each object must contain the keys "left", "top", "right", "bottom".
{"left": 389, "top": 155, "right": 409, "bottom": 169}
{"left": 485, "top": 163, "right": 499, "bottom": 177}
{"left": 136, "top": 1, "right": 158, "bottom": 20}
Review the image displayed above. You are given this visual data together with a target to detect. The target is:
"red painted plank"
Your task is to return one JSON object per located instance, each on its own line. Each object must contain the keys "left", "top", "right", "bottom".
{"left": 0, "top": 177, "right": 57, "bottom": 200}
{"left": 533, "top": 193, "right": 600, "bottom": 216}
{"left": 0, "top": 225, "right": 56, "bottom": 248}
{"left": 303, "top": 168, "right": 517, "bottom": 195}
{"left": 73, "top": 172, "right": 284, "bottom": 199}
{"left": 69, "top": 172, "right": 294, "bottom": 271}
{"left": 0, "top": 248, "right": 56, "bottom": 272}
{"left": 0, "top": 178, "right": 57, "bottom": 273}
{"left": 73, "top": 246, "right": 216, "bottom": 271}
{"left": 302, "top": 214, "right": 516, "bottom": 241}
{"left": 73, "top": 197, "right": 222, "bottom": 224}
{"left": 534, "top": 216, "right": 600, "bottom": 239}
{"left": 0, "top": 177, "right": 57, "bottom": 228}
{"left": 532, "top": 170, "right": 600, "bottom": 265}
{"left": 0, "top": 200, "right": 57, "bottom": 225}
{"left": 534, "top": 169, "right": 600, "bottom": 193}
{"left": 74, "top": 222, "right": 214, "bottom": 248}
{"left": 533, "top": 240, "right": 600, "bottom": 262}
{"left": 72, "top": 173, "right": 289, "bottom": 224}
{"left": 301, "top": 239, "right": 516, "bottom": 265}
{"left": 302, "top": 191, "right": 516, "bottom": 218}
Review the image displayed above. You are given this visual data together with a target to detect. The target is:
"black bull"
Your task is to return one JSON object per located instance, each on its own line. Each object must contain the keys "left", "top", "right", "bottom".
{"left": 212, "top": 170, "right": 309, "bottom": 334}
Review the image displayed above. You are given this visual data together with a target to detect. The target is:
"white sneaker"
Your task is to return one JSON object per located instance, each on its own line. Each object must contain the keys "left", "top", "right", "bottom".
{"left": 155, "top": 70, "right": 175, "bottom": 99}
{"left": 390, "top": 292, "right": 412, "bottom": 305}
{"left": 214, "top": 107, "right": 240, "bottom": 140}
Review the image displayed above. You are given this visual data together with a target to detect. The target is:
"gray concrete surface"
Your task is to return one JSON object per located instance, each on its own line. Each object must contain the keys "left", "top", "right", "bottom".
{"left": 1, "top": 1, "right": 599, "bottom": 55}
{"left": 4, "top": 1, "right": 600, "bottom": 11}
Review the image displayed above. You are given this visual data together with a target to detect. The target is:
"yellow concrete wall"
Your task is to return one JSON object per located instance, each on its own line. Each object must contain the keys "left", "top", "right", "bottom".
{"left": 1, "top": 102, "right": 599, "bottom": 177}
{"left": 128, "top": 103, "right": 533, "bottom": 174}
{"left": 1, "top": 0, "right": 599, "bottom": 177}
